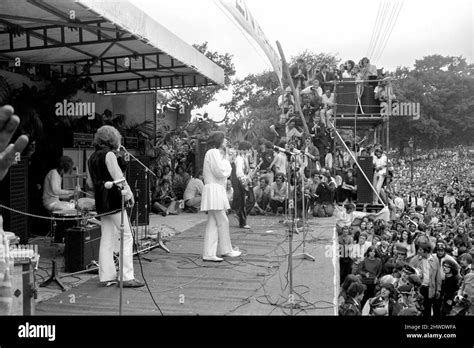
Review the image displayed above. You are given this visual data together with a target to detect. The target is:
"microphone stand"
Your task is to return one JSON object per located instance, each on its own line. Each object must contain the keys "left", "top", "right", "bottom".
{"left": 121, "top": 147, "right": 169, "bottom": 254}
{"left": 119, "top": 185, "right": 126, "bottom": 315}
{"left": 286, "top": 153, "right": 298, "bottom": 315}
{"left": 293, "top": 151, "right": 315, "bottom": 262}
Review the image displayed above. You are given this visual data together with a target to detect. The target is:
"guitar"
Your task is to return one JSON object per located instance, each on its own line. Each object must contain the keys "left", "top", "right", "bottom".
{"left": 241, "top": 160, "right": 263, "bottom": 191}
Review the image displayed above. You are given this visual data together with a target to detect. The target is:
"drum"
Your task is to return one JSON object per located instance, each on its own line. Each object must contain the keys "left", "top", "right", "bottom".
{"left": 52, "top": 210, "right": 80, "bottom": 243}
{"left": 77, "top": 198, "right": 96, "bottom": 212}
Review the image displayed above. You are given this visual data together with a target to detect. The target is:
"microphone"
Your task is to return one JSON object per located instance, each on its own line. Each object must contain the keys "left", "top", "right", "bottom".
{"left": 273, "top": 145, "right": 297, "bottom": 156}
{"left": 104, "top": 178, "right": 126, "bottom": 189}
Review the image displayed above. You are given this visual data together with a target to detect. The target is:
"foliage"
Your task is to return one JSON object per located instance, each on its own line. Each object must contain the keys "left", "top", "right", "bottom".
{"left": 166, "top": 42, "right": 236, "bottom": 112}
{"left": 222, "top": 50, "right": 340, "bottom": 144}
{"left": 391, "top": 55, "right": 474, "bottom": 149}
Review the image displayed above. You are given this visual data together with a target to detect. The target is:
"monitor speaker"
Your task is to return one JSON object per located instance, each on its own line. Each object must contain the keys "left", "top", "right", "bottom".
{"left": 64, "top": 225, "right": 101, "bottom": 272}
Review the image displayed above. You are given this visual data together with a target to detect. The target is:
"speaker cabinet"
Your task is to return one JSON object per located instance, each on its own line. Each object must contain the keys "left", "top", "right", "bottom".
{"left": 195, "top": 139, "right": 207, "bottom": 175}
{"left": 127, "top": 156, "right": 151, "bottom": 226}
{"left": 335, "top": 81, "right": 381, "bottom": 115}
{"left": 356, "top": 156, "right": 374, "bottom": 204}
{"left": 0, "top": 157, "right": 29, "bottom": 243}
{"left": 359, "top": 83, "right": 380, "bottom": 115}
{"left": 335, "top": 81, "right": 357, "bottom": 115}
{"left": 64, "top": 225, "right": 101, "bottom": 272}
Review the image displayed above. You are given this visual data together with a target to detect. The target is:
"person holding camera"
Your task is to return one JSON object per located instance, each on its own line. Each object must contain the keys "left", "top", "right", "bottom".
{"left": 277, "top": 86, "right": 295, "bottom": 114}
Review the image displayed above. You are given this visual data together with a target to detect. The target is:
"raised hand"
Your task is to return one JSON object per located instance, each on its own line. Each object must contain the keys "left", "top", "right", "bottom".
{"left": 0, "top": 105, "right": 29, "bottom": 181}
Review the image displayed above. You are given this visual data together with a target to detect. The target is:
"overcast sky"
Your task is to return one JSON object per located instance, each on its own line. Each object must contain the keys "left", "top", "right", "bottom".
{"left": 131, "top": 0, "right": 473, "bottom": 119}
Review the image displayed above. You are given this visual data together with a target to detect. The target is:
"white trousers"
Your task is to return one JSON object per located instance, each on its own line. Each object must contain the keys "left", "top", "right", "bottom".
{"left": 99, "top": 211, "right": 134, "bottom": 282}
{"left": 373, "top": 172, "right": 385, "bottom": 203}
{"left": 203, "top": 210, "right": 233, "bottom": 258}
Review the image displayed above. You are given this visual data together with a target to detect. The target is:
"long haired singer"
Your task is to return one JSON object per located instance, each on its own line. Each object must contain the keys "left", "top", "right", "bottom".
{"left": 201, "top": 132, "right": 242, "bottom": 262}
{"left": 88, "top": 125, "right": 144, "bottom": 287}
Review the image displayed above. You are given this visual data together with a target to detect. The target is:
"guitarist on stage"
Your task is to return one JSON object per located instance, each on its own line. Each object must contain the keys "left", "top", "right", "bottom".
{"left": 231, "top": 141, "right": 256, "bottom": 229}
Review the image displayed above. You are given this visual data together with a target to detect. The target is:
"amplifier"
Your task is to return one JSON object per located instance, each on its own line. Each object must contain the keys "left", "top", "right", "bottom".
{"left": 127, "top": 156, "right": 151, "bottom": 226}
{"left": 0, "top": 157, "right": 29, "bottom": 243}
{"left": 124, "top": 137, "right": 139, "bottom": 149}
{"left": 64, "top": 225, "right": 101, "bottom": 272}
{"left": 73, "top": 133, "right": 94, "bottom": 148}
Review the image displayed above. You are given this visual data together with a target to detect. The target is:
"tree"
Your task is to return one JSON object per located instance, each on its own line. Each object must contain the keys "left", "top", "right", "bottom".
{"left": 221, "top": 70, "right": 281, "bottom": 143}
{"left": 390, "top": 55, "right": 474, "bottom": 149}
{"left": 222, "top": 50, "right": 340, "bottom": 144}
{"left": 289, "top": 50, "right": 341, "bottom": 71}
{"left": 166, "top": 42, "right": 235, "bottom": 114}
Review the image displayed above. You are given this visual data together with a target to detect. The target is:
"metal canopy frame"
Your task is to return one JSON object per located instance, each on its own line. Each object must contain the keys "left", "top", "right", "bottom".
{"left": 0, "top": 0, "right": 224, "bottom": 93}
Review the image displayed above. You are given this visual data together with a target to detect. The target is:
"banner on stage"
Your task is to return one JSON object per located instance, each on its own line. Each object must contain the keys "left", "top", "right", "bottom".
{"left": 219, "top": 0, "right": 283, "bottom": 86}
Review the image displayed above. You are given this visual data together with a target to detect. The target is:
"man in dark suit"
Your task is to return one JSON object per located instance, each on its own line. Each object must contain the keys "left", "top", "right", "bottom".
{"left": 290, "top": 58, "right": 308, "bottom": 91}
{"left": 315, "top": 64, "right": 336, "bottom": 91}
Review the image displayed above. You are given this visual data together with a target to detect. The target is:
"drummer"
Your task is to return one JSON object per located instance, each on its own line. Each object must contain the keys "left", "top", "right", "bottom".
{"left": 42, "top": 156, "right": 76, "bottom": 212}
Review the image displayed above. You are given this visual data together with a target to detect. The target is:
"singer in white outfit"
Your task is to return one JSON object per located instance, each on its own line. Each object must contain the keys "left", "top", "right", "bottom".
{"left": 88, "top": 126, "right": 144, "bottom": 287}
{"left": 201, "top": 132, "right": 241, "bottom": 262}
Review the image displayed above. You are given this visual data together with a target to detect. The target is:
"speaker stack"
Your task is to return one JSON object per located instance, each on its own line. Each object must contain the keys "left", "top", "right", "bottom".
{"left": 126, "top": 156, "right": 151, "bottom": 226}
{"left": 356, "top": 156, "right": 374, "bottom": 204}
{"left": 335, "top": 81, "right": 357, "bottom": 115}
{"left": 335, "top": 80, "right": 381, "bottom": 115}
{"left": 0, "top": 157, "right": 29, "bottom": 243}
{"left": 195, "top": 138, "right": 207, "bottom": 175}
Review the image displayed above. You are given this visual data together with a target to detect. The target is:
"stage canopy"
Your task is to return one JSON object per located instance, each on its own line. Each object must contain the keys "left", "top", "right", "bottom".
{"left": 0, "top": 0, "right": 225, "bottom": 93}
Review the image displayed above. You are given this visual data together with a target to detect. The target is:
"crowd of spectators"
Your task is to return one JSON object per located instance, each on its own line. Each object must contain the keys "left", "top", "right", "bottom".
{"left": 337, "top": 146, "right": 474, "bottom": 316}
{"left": 147, "top": 138, "right": 201, "bottom": 216}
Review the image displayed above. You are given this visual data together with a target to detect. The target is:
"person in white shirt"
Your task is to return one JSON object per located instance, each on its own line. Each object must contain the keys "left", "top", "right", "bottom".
{"left": 342, "top": 60, "right": 356, "bottom": 78}
{"left": 301, "top": 80, "right": 323, "bottom": 98}
{"left": 42, "top": 156, "right": 75, "bottom": 211}
{"left": 183, "top": 171, "right": 204, "bottom": 212}
{"left": 230, "top": 141, "right": 255, "bottom": 229}
{"left": 201, "top": 132, "right": 241, "bottom": 262}
{"left": 269, "top": 142, "right": 289, "bottom": 176}
{"left": 320, "top": 88, "right": 335, "bottom": 126}
{"left": 372, "top": 146, "right": 388, "bottom": 204}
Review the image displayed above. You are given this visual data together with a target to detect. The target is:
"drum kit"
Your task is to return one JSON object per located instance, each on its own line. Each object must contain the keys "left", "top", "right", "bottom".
{"left": 51, "top": 169, "right": 98, "bottom": 244}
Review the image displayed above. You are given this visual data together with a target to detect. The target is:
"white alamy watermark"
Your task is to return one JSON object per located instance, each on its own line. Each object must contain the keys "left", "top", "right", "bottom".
{"left": 18, "top": 322, "right": 56, "bottom": 341}
{"left": 55, "top": 99, "right": 95, "bottom": 119}
{"left": 381, "top": 102, "right": 420, "bottom": 120}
